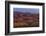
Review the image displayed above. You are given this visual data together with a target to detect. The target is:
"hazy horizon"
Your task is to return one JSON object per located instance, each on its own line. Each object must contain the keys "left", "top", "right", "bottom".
{"left": 13, "top": 8, "right": 39, "bottom": 14}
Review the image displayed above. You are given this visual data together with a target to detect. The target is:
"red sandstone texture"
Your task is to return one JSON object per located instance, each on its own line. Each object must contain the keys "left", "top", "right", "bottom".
{"left": 14, "top": 12, "right": 39, "bottom": 28}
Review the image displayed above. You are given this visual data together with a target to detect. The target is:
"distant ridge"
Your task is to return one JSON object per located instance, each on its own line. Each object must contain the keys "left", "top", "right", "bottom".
{"left": 14, "top": 11, "right": 39, "bottom": 15}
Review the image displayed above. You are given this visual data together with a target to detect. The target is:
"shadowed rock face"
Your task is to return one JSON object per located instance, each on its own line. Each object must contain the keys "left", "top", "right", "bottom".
{"left": 13, "top": 11, "right": 39, "bottom": 28}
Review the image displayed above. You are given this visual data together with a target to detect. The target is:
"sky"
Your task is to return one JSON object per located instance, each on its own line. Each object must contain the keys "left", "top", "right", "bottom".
{"left": 13, "top": 8, "right": 39, "bottom": 14}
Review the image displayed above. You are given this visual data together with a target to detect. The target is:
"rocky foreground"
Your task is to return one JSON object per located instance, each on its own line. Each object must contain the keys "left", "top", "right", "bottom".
{"left": 14, "top": 11, "right": 39, "bottom": 28}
